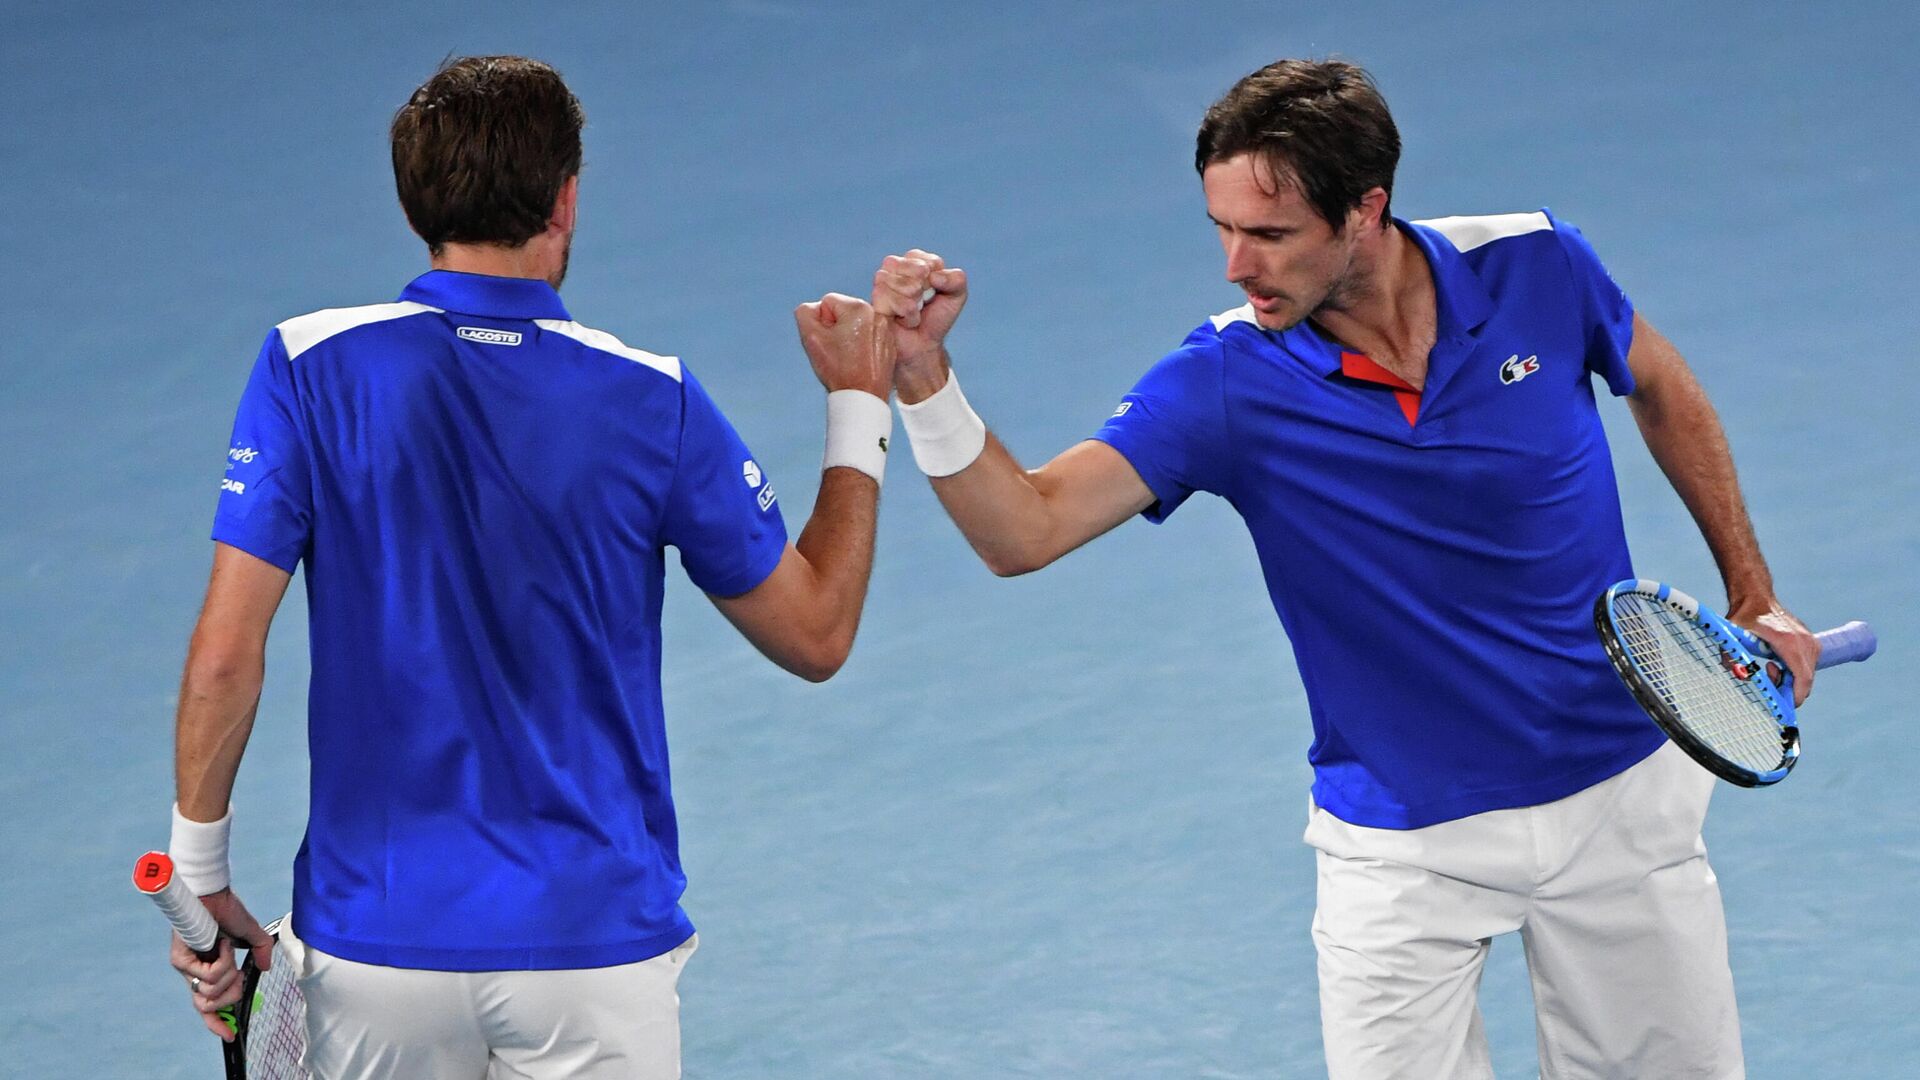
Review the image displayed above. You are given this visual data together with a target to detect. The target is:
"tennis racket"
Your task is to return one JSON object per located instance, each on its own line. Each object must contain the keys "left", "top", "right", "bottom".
{"left": 133, "top": 852, "right": 309, "bottom": 1079}
{"left": 1595, "top": 580, "right": 1876, "bottom": 786}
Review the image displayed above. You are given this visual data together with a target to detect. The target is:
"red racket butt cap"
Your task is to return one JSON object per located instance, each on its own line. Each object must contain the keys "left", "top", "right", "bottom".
{"left": 133, "top": 850, "right": 176, "bottom": 894}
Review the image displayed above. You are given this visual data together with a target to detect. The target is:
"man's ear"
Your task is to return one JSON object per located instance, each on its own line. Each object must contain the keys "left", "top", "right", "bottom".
{"left": 549, "top": 174, "right": 579, "bottom": 236}
{"left": 1349, "top": 186, "right": 1389, "bottom": 233}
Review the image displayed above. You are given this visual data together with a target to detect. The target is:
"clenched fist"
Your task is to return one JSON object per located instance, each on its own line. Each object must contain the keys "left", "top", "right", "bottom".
{"left": 871, "top": 249, "right": 967, "bottom": 403}
{"left": 794, "top": 293, "right": 896, "bottom": 399}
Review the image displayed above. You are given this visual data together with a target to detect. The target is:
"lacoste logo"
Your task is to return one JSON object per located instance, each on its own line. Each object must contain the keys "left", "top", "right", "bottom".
{"left": 457, "top": 326, "right": 523, "bottom": 346}
{"left": 878, "top": 435, "right": 889, "bottom": 453}
{"left": 742, "top": 460, "right": 763, "bottom": 488}
{"left": 1499, "top": 354, "right": 1541, "bottom": 385}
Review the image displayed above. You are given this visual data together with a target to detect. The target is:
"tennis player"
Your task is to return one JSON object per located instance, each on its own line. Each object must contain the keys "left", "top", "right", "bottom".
{"left": 871, "top": 59, "right": 1819, "bottom": 1078}
{"left": 164, "top": 56, "right": 898, "bottom": 1078}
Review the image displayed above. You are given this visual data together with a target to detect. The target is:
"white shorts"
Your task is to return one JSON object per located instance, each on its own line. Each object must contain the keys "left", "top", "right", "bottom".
{"left": 1306, "top": 741, "right": 1743, "bottom": 1080}
{"left": 280, "top": 919, "right": 697, "bottom": 1080}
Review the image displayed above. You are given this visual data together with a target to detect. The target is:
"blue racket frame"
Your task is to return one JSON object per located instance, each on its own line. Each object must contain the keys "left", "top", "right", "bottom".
{"left": 1595, "top": 579, "right": 1877, "bottom": 787}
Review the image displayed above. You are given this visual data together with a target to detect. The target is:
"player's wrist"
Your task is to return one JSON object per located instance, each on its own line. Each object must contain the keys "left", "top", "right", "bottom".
{"left": 893, "top": 346, "right": 952, "bottom": 405}
{"left": 1723, "top": 585, "right": 1780, "bottom": 622}
{"left": 823, "top": 389, "right": 892, "bottom": 485}
{"left": 897, "top": 367, "right": 987, "bottom": 477}
{"left": 169, "top": 803, "right": 233, "bottom": 896}
{"left": 823, "top": 377, "right": 891, "bottom": 399}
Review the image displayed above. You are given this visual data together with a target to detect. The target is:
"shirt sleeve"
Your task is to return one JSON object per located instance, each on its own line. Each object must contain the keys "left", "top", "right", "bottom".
{"left": 661, "top": 367, "right": 789, "bottom": 596}
{"left": 1087, "top": 327, "right": 1233, "bottom": 523}
{"left": 210, "top": 330, "right": 312, "bottom": 571}
{"left": 1546, "top": 209, "right": 1637, "bottom": 397}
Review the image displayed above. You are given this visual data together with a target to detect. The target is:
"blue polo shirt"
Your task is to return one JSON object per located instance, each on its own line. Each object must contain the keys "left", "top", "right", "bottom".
{"left": 1093, "top": 211, "right": 1664, "bottom": 828}
{"left": 213, "top": 270, "right": 788, "bottom": 969}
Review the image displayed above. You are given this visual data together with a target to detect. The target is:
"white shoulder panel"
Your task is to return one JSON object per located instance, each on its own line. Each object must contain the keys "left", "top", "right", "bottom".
{"left": 1414, "top": 211, "right": 1552, "bottom": 253}
{"left": 1209, "top": 303, "right": 1258, "bottom": 331}
{"left": 276, "top": 302, "right": 441, "bottom": 360}
{"left": 534, "top": 320, "right": 682, "bottom": 382}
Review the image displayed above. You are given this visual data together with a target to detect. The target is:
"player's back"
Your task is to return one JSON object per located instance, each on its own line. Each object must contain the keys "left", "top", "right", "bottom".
{"left": 285, "top": 298, "right": 684, "bottom": 722}
{"left": 215, "top": 270, "right": 786, "bottom": 969}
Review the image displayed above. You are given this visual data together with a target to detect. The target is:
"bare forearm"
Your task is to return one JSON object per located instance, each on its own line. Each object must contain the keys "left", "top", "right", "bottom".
{"left": 1629, "top": 365, "right": 1773, "bottom": 607}
{"left": 929, "top": 436, "right": 1060, "bottom": 576}
{"left": 713, "top": 293, "right": 896, "bottom": 682}
{"left": 174, "top": 643, "right": 265, "bottom": 820}
{"left": 901, "top": 346, "right": 1151, "bottom": 575}
{"left": 1624, "top": 332, "right": 1826, "bottom": 698}
{"left": 790, "top": 467, "right": 881, "bottom": 656}
{"left": 900, "top": 347, "right": 1073, "bottom": 575}
{"left": 170, "top": 546, "right": 290, "bottom": 824}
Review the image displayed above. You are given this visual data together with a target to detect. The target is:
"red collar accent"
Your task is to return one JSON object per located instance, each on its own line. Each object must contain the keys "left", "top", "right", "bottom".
{"left": 1339, "top": 352, "right": 1416, "bottom": 392}
{"left": 1339, "top": 352, "right": 1421, "bottom": 426}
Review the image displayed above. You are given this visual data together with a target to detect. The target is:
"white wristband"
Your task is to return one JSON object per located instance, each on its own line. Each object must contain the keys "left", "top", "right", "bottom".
{"left": 897, "top": 370, "right": 987, "bottom": 477}
{"left": 822, "top": 389, "right": 892, "bottom": 485}
{"left": 169, "top": 803, "right": 232, "bottom": 896}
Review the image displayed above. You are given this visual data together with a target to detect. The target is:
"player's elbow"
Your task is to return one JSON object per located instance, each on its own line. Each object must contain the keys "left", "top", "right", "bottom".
{"left": 184, "top": 630, "right": 266, "bottom": 689}
{"left": 789, "top": 629, "right": 856, "bottom": 683}
{"left": 793, "top": 659, "right": 842, "bottom": 684}
{"left": 976, "top": 512, "right": 1072, "bottom": 577}
{"left": 986, "top": 553, "right": 1040, "bottom": 577}
{"left": 981, "top": 540, "right": 1053, "bottom": 578}
{"left": 790, "top": 650, "right": 844, "bottom": 683}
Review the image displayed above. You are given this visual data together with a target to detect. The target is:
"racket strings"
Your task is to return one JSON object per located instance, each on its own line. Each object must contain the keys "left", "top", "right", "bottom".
{"left": 247, "top": 944, "right": 310, "bottom": 1079}
{"left": 1612, "top": 594, "right": 1785, "bottom": 773}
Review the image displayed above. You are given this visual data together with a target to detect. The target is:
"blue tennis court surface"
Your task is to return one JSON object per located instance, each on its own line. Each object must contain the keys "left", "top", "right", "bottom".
{"left": 3, "top": 2, "right": 1913, "bottom": 1075}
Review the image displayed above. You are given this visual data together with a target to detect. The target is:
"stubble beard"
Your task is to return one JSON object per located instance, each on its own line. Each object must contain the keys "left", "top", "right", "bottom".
{"left": 1296, "top": 243, "right": 1373, "bottom": 332}
{"left": 1257, "top": 267, "right": 1351, "bottom": 333}
{"left": 547, "top": 234, "right": 572, "bottom": 290}
{"left": 1255, "top": 235, "right": 1364, "bottom": 333}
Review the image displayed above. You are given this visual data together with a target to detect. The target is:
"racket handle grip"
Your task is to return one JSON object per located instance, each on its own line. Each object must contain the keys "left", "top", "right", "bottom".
{"left": 155, "top": 877, "right": 222, "bottom": 959}
{"left": 134, "top": 851, "right": 221, "bottom": 959}
{"left": 1815, "top": 621, "right": 1877, "bottom": 668}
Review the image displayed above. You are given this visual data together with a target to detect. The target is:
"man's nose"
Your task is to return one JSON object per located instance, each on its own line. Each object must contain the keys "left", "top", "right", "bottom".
{"left": 1222, "top": 234, "right": 1256, "bottom": 285}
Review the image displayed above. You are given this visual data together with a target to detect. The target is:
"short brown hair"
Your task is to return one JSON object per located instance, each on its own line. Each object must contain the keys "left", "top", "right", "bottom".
{"left": 390, "top": 56, "right": 585, "bottom": 252}
{"left": 1195, "top": 59, "right": 1400, "bottom": 231}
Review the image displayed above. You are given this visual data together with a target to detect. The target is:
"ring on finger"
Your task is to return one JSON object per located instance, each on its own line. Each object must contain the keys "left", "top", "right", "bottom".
{"left": 190, "top": 975, "right": 202, "bottom": 992}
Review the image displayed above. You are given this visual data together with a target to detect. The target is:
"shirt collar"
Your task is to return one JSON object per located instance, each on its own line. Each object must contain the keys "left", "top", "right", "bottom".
{"left": 1275, "top": 216, "right": 1497, "bottom": 377}
{"left": 1399, "top": 216, "right": 1494, "bottom": 342}
{"left": 399, "top": 270, "right": 571, "bottom": 321}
